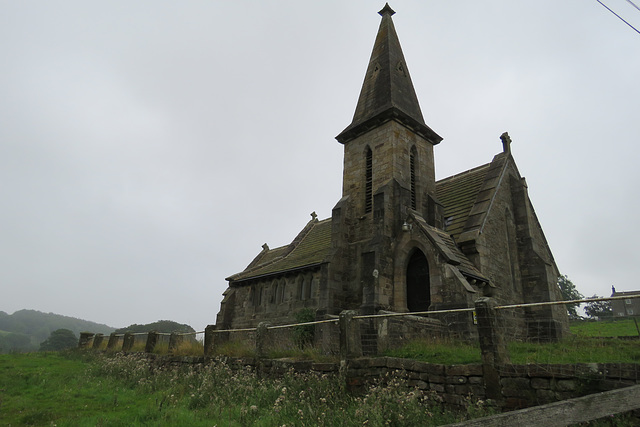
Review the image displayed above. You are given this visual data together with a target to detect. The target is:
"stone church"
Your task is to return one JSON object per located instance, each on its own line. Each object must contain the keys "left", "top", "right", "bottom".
{"left": 215, "top": 4, "right": 567, "bottom": 342}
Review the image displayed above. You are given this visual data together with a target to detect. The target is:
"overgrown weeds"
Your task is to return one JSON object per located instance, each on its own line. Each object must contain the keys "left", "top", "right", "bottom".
{"left": 88, "top": 352, "right": 477, "bottom": 426}
{"left": 0, "top": 351, "right": 488, "bottom": 425}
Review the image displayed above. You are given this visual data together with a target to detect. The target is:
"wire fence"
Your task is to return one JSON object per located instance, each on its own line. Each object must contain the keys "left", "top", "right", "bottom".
{"left": 76, "top": 294, "right": 640, "bottom": 419}
{"left": 80, "top": 295, "right": 640, "bottom": 367}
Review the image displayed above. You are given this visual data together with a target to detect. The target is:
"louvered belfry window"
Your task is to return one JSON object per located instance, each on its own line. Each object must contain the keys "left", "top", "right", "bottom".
{"left": 365, "top": 147, "right": 373, "bottom": 213}
{"left": 410, "top": 147, "right": 417, "bottom": 210}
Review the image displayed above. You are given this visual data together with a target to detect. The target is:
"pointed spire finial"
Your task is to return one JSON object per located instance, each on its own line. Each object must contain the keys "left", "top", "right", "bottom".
{"left": 379, "top": 3, "right": 395, "bottom": 17}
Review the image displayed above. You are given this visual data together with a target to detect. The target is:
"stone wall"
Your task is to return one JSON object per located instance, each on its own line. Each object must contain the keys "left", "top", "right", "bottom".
{"left": 216, "top": 268, "right": 323, "bottom": 329}
{"left": 373, "top": 311, "right": 449, "bottom": 353}
{"left": 343, "top": 357, "right": 640, "bottom": 411}
{"left": 142, "top": 353, "right": 640, "bottom": 413}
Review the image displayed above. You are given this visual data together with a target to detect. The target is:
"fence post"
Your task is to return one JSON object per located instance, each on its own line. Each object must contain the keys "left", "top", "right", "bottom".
{"left": 107, "top": 332, "right": 118, "bottom": 350}
{"left": 78, "top": 332, "right": 95, "bottom": 349}
{"left": 145, "top": 331, "right": 159, "bottom": 353}
{"left": 92, "top": 333, "right": 104, "bottom": 349}
{"left": 475, "top": 297, "right": 510, "bottom": 400}
{"left": 256, "top": 322, "right": 270, "bottom": 359}
{"left": 168, "top": 332, "right": 183, "bottom": 353}
{"left": 339, "top": 310, "right": 362, "bottom": 362}
{"left": 122, "top": 333, "right": 135, "bottom": 352}
{"left": 106, "top": 333, "right": 119, "bottom": 350}
{"left": 204, "top": 325, "right": 219, "bottom": 357}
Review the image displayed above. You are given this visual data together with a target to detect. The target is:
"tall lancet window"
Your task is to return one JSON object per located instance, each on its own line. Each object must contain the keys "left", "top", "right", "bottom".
{"left": 365, "top": 147, "right": 373, "bottom": 213}
{"left": 410, "top": 146, "right": 417, "bottom": 210}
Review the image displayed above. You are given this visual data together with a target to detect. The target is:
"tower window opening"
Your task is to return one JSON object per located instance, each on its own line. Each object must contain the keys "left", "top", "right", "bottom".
{"left": 410, "top": 147, "right": 417, "bottom": 210}
{"left": 365, "top": 148, "right": 373, "bottom": 213}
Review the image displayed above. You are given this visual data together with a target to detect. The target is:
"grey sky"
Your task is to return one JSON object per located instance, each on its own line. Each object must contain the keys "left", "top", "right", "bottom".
{"left": 1, "top": 1, "right": 639, "bottom": 332}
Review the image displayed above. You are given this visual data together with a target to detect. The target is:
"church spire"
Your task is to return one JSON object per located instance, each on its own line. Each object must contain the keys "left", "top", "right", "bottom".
{"left": 336, "top": 4, "right": 442, "bottom": 145}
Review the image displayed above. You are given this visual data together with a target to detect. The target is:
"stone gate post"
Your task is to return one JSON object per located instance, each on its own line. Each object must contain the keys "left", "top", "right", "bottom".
{"left": 475, "top": 297, "right": 510, "bottom": 400}
{"left": 92, "top": 333, "right": 104, "bottom": 349}
{"left": 145, "top": 331, "right": 159, "bottom": 353}
{"left": 78, "top": 332, "right": 95, "bottom": 349}
{"left": 256, "top": 322, "right": 270, "bottom": 359}
{"left": 339, "top": 310, "right": 362, "bottom": 362}
{"left": 122, "top": 333, "right": 135, "bottom": 352}
{"left": 168, "top": 332, "right": 183, "bottom": 353}
{"left": 106, "top": 333, "right": 119, "bottom": 350}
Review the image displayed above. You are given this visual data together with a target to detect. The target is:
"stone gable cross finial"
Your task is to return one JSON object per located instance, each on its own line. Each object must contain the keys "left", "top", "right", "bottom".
{"left": 500, "top": 132, "right": 512, "bottom": 154}
{"left": 379, "top": 3, "right": 395, "bottom": 16}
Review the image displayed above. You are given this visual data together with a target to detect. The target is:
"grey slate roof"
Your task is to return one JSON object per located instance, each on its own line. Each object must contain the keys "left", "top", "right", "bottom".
{"left": 227, "top": 218, "right": 332, "bottom": 283}
{"left": 436, "top": 163, "right": 491, "bottom": 241}
{"left": 227, "top": 157, "right": 507, "bottom": 284}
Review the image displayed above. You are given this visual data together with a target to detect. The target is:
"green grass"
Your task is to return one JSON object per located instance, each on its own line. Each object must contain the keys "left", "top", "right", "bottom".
{"left": 0, "top": 351, "right": 481, "bottom": 426}
{"left": 570, "top": 318, "right": 640, "bottom": 337}
{"left": 384, "top": 339, "right": 482, "bottom": 364}
{"left": 509, "top": 337, "right": 640, "bottom": 364}
{"left": 2, "top": 350, "right": 638, "bottom": 426}
{"left": 384, "top": 335, "right": 640, "bottom": 365}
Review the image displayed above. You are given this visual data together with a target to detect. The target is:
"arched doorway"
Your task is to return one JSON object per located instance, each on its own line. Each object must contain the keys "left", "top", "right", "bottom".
{"left": 406, "top": 249, "right": 430, "bottom": 312}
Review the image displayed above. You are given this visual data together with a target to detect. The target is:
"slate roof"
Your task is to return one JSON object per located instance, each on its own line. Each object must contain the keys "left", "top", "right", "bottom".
{"left": 436, "top": 163, "right": 491, "bottom": 241}
{"left": 227, "top": 218, "right": 332, "bottom": 283}
{"left": 410, "top": 213, "right": 487, "bottom": 282}
{"left": 227, "top": 155, "right": 508, "bottom": 285}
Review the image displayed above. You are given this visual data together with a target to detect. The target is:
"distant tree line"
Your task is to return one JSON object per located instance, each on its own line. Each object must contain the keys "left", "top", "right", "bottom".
{"left": 558, "top": 275, "right": 613, "bottom": 321}
{"left": 115, "top": 320, "right": 195, "bottom": 334}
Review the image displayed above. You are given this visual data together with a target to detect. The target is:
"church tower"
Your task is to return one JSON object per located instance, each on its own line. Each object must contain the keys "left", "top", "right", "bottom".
{"left": 324, "top": 4, "right": 443, "bottom": 315}
{"left": 336, "top": 4, "right": 442, "bottom": 220}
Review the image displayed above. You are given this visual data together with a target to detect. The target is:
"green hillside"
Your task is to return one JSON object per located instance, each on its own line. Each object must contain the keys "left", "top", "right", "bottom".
{"left": 115, "top": 320, "right": 195, "bottom": 334}
{"left": 0, "top": 309, "right": 115, "bottom": 353}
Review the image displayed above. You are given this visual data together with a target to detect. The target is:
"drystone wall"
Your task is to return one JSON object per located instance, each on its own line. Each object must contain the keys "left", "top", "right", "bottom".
{"left": 144, "top": 354, "right": 640, "bottom": 413}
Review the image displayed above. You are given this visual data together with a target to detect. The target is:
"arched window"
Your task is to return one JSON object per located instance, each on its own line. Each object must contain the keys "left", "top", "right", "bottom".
{"left": 410, "top": 146, "right": 417, "bottom": 210}
{"left": 270, "top": 280, "right": 277, "bottom": 304}
{"left": 254, "top": 285, "right": 262, "bottom": 307}
{"left": 365, "top": 147, "right": 373, "bottom": 213}
{"left": 297, "top": 276, "right": 304, "bottom": 300}
{"left": 277, "top": 278, "right": 286, "bottom": 304}
{"left": 406, "top": 249, "right": 430, "bottom": 312}
{"left": 304, "top": 275, "right": 312, "bottom": 300}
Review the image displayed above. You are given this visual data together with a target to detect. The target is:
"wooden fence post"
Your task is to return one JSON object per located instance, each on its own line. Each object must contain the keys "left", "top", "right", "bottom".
{"left": 78, "top": 332, "right": 94, "bottom": 349}
{"left": 92, "top": 333, "right": 104, "bottom": 349}
{"left": 256, "top": 322, "right": 269, "bottom": 359}
{"left": 475, "top": 297, "right": 510, "bottom": 400}
{"left": 122, "top": 333, "right": 134, "bottom": 352}
{"left": 339, "top": 310, "right": 362, "bottom": 362}
{"left": 145, "top": 331, "right": 159, "bottom": 353}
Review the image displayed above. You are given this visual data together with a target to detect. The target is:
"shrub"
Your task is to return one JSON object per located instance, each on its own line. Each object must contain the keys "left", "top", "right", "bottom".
{"left": 293, "top": 308, "right": 315, "bottom": 349}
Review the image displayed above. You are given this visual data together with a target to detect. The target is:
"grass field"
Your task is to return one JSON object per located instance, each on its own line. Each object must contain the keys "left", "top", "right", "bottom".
{"left": 384, "top": 320, "right": 640, "bottom": 365}
{"left": 570, "top": 318, "right": 640, "bottom": 337}
{"left": 2, "top": 350, "right": 638, "bottom": 426}
{"left": 0, "top": 351, "right": 481, "bottom": 426}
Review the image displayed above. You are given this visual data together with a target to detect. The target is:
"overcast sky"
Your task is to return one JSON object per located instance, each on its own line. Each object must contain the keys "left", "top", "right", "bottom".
{"left": 2, "top": 1, "right": 639, "bottom": 332}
